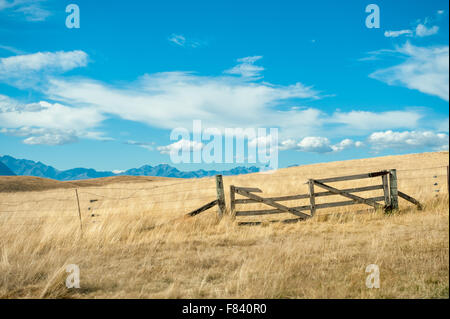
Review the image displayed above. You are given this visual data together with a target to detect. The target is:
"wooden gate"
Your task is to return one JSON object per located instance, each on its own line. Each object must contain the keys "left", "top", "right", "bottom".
{"left": 230, "top": 169, "right": 422, "bottom": 224}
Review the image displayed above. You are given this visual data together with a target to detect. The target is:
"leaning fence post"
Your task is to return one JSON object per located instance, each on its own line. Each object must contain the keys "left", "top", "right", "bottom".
{"left": 230, "top": 185, "right": 236, "bottom": 217}
{"left": 308, "top": 179, "right": 316, "bottom": 216}
{"left": 388, "top": 169, "right": 399, "bottom": 211}
{"left": 215, "top": 175, "right": 226, "bottom": 218}
{"left": 382, "top": 173, "right": 390, "bottom": 209}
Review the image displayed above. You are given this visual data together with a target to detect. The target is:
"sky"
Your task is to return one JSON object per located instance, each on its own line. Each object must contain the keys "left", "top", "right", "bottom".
{"left": 0, "top": 0, "right": 448, "bottom": 172}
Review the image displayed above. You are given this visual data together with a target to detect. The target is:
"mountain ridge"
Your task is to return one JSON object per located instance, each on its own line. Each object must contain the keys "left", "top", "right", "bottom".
{"left": 0, "top": 162, "right": 15, "bottom": 176}
{"left": 0, "top": 155, "right": 260, "bottom": 181}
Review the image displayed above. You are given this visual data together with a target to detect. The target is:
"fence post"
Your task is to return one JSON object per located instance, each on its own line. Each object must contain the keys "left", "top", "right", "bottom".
{"left": 308, "top": 179, "right": 316, "bottom": 216}
{"left": 215, "top": 175, "right": 226, "bottom": 218}
{"left": 382, "top": 174, "right": 390, "bottom": 209}
{"left": 230, "top": 185, "right": 236, "bottom": 218}
{"left": 388, "top": 169, "right": 399, "bottom": 211}
{"left": 74, "top": 188, "right": 83, "bottom": 237}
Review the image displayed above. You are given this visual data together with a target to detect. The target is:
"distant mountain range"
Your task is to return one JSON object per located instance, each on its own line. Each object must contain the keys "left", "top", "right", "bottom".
{"left": 0, "top": 162, "right": 15, "bottom": 176}
{"left": 0, "top": 155, "right": 260, "bottom": 181}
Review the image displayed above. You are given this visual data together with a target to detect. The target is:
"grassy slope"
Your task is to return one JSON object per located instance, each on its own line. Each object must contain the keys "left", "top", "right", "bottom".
{"left": 0, "top": 175, "right": 172, "bottom": 193}
{"left": 0, "top": 151, "right": 448, "bottom": 298}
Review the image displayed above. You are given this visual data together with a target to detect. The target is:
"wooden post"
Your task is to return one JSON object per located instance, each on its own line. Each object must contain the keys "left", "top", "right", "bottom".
{"left": 382, "top": 174, "right": 390, "bottom": 209}
{"left": 308, "top": 179, "right": 316, "bottom": 216}
{"left": 230, "top": 185, "right": 236, "bottom": 217}
{"left": 74, "top": 189, "right": 83, "bottom": 236}
{"left": 215, "top": 175, "right": 226, "bottom": 218}
{"left": 388, "top": 169, "right": 399, "bottom": 211}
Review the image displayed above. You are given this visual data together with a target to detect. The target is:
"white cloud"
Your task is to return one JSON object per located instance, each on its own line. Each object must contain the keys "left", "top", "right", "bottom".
{"left": 157, "top": 139, "right": 204, "bottom": 155}
{"left": 124, "top": 140, "right": 154, "bottom": 151}
{"left": 279, "top": 139, "right": 297, "bottom": 151}
{"left": 368, "top": 130, "right": 449, "bottom": 151}
{"left": 0, "top": 51, "right": 438, "bottom": 149}
{"left": 280, "top": 137, "right": 362, "bottom": 153}
{"left": 237, "top": 56, "right": 263, "bottom": 64}
{"left": 297, "top": 136, "right": 333, "bottom": 153}
{"left": 0, "top": 0, "right": 51, "bottom": 21}
{"left": 248, "top": 134, "right": 278, "bottom": 155}
{"left": 0, "top": 50, "right": 88, "bottom": 74}
{"left": 248, "top": 134, "right": 276, "bottom": 148}
{"left": 0, "top": 50, "right": 88, "bottom": 88}
{"left": 168, "top": 34, "right": 186, "bottom": 46}
{"left": 0, "top": 97, "right": 105, "bottom": 145}
{"left": 383, "top": 25, "right": 439, "bottom": 38}
{"left": 45, "top": 71, "right": 323, "bottom": 135}
{"left": 23, "top": 132, "right": 78, "bottom": 145}
{"left": 15, "top": 3, "right": 50, "bottom": 21}
{"left": 331, "top": 139, "right": 363, "bottom": 152}
{"left": 369, "top": 42, "right": 449, "bottom": 101}
{"left": 332, "top": 110, "right": 422, "bottom": 131}
{"left": 415, "top": 24, "right": 439, "bottom": 37}
{"left": 1, "top": 127, "right": 79, "bottom": 145}
{"left": 44, "top": 70, "right": 429, "bottom": 141}
{"left": 0, "top": 100, "right": 103, "bottom": 131}
{"left": 383, "top": 12, "right": 441, "bottom": 38}
{"left": 384, "top": 30, "right": 413, "bottom": 38}
{"left": 168, "top": 34, "right": 201, "bottom": 48}
{"left": 224, "top": 56, "right": 265, "bottom": 78}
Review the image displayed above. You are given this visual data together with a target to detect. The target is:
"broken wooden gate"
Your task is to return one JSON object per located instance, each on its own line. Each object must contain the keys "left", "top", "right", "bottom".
{"left": 230, "top": 169, "right": 422, "bottom": 224}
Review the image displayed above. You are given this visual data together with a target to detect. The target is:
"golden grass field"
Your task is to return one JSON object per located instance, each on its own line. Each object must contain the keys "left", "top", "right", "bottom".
{"left": 0, "top": 151, "right": 448, "bottom": 298}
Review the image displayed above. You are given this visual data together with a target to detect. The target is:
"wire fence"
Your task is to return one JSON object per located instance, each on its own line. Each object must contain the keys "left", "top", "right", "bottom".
{"left": 0, "top": 165, "right": 448, "bottom": 227}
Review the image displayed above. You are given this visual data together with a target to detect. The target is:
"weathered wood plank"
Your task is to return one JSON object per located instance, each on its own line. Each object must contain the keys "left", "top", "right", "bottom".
{"left": 230, "top": 185, "right": 236, "bottom": 216}
{"left": 235, "top": 196, "right": 385, "bottom": 216}
{"left": 398, "top": 191, "right": 423, "bottom": 210}
{"left": 235, "top": 188, "right": 310, "bottom": 218}
{"left": 215, "top": 175, "right": 226, "bottom": 218}
{"left": 238, "top": 218, "right": 305, "bottom": 226}
{"left": 389, "top": 169, "right": 399, "bottom": 210}
{"left": 315, "top": 196, "right": 385, "bottom": 209}
{"left": 234, "top": 185, "right": 384, "bottom": 204}
{"left": 234, "top": 187, "right": 262, "bottom": 193}
{"left": 315, "top": 185, "right": 383, "bottom": 198}
{"left": 313, "top": 180, "right": 384, "bottom": 209}
{"left": 186, "top": 200, "right": 218, "bottom": 217}
{"left": 315, "top": 170, "right": 389, "bottom": 183}
{"left": 382, "top": 174, "right": 390, "bottom": 208}
{"left": 308, "top": 179, "right": 316, "bottom": 216}
{"left": 234, "top": 194, "right": 309, "bottom": 204}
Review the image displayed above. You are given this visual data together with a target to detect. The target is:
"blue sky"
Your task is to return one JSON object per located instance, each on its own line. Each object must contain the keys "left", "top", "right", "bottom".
{"left": 0, "top": 0, "right": 448, "bottom": 172}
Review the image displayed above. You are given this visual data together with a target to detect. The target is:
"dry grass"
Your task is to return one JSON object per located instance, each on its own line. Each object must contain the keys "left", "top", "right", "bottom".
{"left": 0, "top": 151, "right": 448, "bottom": 298}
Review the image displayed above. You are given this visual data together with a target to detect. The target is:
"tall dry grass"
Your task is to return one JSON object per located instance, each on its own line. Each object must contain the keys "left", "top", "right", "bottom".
{"left": 0, "top": 151, "right": 448, "bottom": 298}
